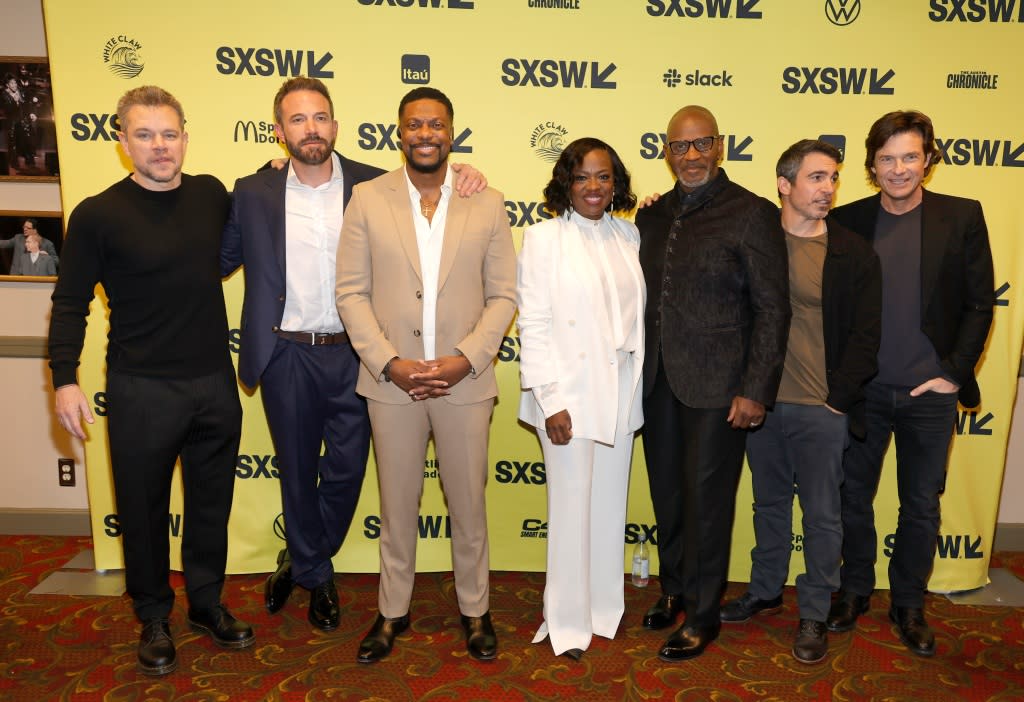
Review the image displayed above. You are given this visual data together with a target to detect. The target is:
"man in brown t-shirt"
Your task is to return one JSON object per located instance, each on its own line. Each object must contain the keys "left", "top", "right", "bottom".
{"left": 719, "top": 140, "right": 881, "bottom": 665}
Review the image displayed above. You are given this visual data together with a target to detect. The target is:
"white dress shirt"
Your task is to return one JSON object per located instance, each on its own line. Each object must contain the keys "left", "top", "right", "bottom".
{"left": 281, "top": 152, "right": 346, "bottom": 333}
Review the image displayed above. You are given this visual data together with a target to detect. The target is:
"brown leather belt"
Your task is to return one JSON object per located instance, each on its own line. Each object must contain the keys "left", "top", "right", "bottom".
{"left": 275, "top": 330, "right": 350, "bottom": 346}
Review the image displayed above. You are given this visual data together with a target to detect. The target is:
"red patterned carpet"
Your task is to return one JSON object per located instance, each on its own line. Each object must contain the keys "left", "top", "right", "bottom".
{"left": 1, "top": 535, "right": 1022, "bottom": 701}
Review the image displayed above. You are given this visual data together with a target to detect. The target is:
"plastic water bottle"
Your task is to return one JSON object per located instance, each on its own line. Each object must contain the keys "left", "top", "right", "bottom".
{"left": 631, "top": 535, "right": 650, "bottom": 587}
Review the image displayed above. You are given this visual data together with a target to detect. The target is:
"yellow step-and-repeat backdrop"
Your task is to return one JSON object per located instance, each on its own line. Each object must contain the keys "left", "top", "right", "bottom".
{"left": 42, "top": 0, "right": 1023, "bottom": 592}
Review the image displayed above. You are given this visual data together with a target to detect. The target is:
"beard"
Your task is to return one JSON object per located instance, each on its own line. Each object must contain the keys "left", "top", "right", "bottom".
{"left": 286, "top": 135, "right": 335, "bottom": 166}
{"left": 402, "top": 142, "right": 448, "bottom": 174}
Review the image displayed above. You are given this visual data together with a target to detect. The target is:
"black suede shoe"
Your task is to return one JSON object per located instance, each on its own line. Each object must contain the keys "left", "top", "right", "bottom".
{"left": 658, "top": 623, "right": 720, "bottom": 662}
{"left": 792, "top": 618, "right": 828, "bottom": 664}
{"left": 356, "top": 613, "right": 410, "bottom": 664}
{"left": 889, "top": 606, "right": 935, "bottom": 657}
{"left": 720, "top": 592, "right": 783, "bottom": 623}
{"left": 461, "top": 611, "right": 498, "bottom": 661}
{"left": 561, "top": 648, "right": 584, "bottom": 662}
{"left": 826, "top": 592, "right": 870, "bottom": 632}
{"left": 188, "top": 604, "right": 255, "bottom": 649}
{"left": 308, "top": 579, "right": 340, "bottom": 632}
{"left": 137, "top": 618, "right": 176, "bottom": 676}
{"left": 265, "top": 548, "right": 294, "bottom": 614}
{"left": 643, "top": 594, "right": 685, "bottom": 630}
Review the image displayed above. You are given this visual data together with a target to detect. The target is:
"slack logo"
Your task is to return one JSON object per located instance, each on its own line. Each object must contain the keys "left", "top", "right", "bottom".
{"left": 402, "top": 54, "right": 430, "bottom": 84}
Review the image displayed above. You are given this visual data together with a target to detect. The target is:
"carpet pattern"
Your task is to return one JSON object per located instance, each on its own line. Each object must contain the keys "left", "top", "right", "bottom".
{"left": 1, "top": 535, "right": 1022, "bottom": 701}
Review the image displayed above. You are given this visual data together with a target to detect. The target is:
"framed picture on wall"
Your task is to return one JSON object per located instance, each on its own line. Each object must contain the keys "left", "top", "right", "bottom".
{"left": 0, "top": 210, "right": 63, "bottom": 279}
{"left": 1, "top": 57, "right": 58, "bottom": 181}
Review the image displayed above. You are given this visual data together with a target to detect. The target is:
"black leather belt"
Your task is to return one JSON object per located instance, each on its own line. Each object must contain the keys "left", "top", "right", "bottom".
{"left": 275, "top": 330, "right": 350, "bottom": 346}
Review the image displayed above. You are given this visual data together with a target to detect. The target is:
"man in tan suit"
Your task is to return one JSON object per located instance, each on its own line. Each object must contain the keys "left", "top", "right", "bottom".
{"left": 336, "top": 87, "right": 516, "bottom": 664}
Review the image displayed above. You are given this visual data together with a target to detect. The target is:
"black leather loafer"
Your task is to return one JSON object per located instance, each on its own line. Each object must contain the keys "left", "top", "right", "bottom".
{"left": 357, "top": 613, "right": 410, "bottom": 663}
{"left": 826, "top": 592, "right": 870, "bottom": 632}
{"left": 658, "top": 623, "right": 720, "bottom": 662}
{"left": 561, "top": 647, "right": 584, "bottom": 662}
{"left": 643, "top": 594, "right": 685, "bottom": 630}
{"left": 188, "top": 604, "right": 255, "bottom": 649}
{"left": 308, "top": 579, "right": 340, "bottom": 632}
{"left": 461, "top": 611, "right": 498, "bottom": 661}
{"left": 137, "top": 618, "right": 176, "bottom": 676}
{"left": 720, "top": 592, "right": 783, "bottom": 623}
{"left": 265, "top": 548, "right": 294, "bottom": 614}
{"left": 889, "top": 606, "right": 935, "bottom": 657}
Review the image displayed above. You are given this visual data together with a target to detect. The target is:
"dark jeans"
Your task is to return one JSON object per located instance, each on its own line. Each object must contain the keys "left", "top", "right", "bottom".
{"left": 839, "top": 382, "right": 958, "bottom": 608}
{"left": 106, "top": 367, "right": 242, "bottom": 622}
{"left": 642, "top": 360, "right": 747, "bottom": 628}
{"left": 746, "top": 402, "right": 847, "bottom": 622}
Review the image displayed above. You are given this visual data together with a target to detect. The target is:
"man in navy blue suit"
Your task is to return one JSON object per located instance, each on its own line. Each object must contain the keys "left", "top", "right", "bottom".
{"left": 222, "top": 77, "right": 486, "bottom": 632}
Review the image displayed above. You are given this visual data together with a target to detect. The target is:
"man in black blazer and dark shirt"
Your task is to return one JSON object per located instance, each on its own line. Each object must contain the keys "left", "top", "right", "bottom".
{"left": 50, "top": 86, "right": 253, "bottom": 676}
{"left": 826, "top": 110, "right": 994, "bottom": 657}
{"left": 636, "top": 105, "right": 790, "bottom": 661}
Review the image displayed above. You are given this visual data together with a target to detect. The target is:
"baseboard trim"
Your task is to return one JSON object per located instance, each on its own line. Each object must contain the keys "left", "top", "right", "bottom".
{"left": 0, "top": 509, "right": 91, "bottom": 535}
{"left": 994, "top": 523, "right": 1024, "bottom": 552}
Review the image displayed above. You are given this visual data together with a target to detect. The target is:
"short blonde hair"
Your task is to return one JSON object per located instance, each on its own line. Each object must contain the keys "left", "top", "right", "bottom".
{"left": 116, "top": 85, "right": 185, "bottom": 130}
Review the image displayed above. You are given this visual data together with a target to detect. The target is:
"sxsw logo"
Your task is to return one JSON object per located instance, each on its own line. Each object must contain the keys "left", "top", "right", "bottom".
{"left": 356, "top": 122, "right": 473, "bottom": 153}
{"left": 70, "top": 113, "right": 120, "bottom": 141}
{"left": 639, "top": 132, "right": 754, "bottom": 161}
{"left": 955, "top": 410, "right": 995, "bottom": 435}
{"left": 93, "top": 392, "right": 107, "bottom": 416}
{"left": 236, "top": 454, "right": 280, "bottom": 479}
{"left": 645, "top": 0, "right": 763, "bottom": 18}
{"left": 782, "top": 67, "right": 895, "bottom": 95}
{"left": 625, "top": 522, "right": 658, "bottom": 545}
{"left": 357, "top": 0, "right": 475, "bottom": 7}
{"left": 662, "top": 68, "right": 734, "bottom": 88}
{"left": 936, "top": 137, "right": 1024, "bottom": 167}
{"left": 506, "top": 200, "right": 553, "bottom": 228}
{"left": 818, "top": 134, "right": 847, "bottom": 161}
{"left": 885, "top": 533, "right": 984, "bottom": 559}
{"left": 495, "top": 460, "right": 546, "bottom": 485}
{"left": 362, "top": 515, "right": 452, "bottom": 539}
{"left": 215, "top": 47, "right": 334, "bottom": 78}
{"left": 229, "top": 328, "right": 242, "bottom": 354}
{"left": 497, "top": 335, "right": 521, "bottom": 362}
{"left": 825, "top": 0, "right": 861, "bottom": 25}
{"left": 521, "top": 518, "right": 548, "bottom": 538}
{"left": 928, "top": 0, "right": 1024, "bottom": 22}
{"left": 103, "top": 513, "right": 183, "bottom": 538}
{"left": 233, "top": 120, "right": 279, "bottom": 144}
{"left": 501, "top": 58, "right": 617, "bottom": 89}
{"left": 402, "top": 54, "right": 430, "bottom": 84}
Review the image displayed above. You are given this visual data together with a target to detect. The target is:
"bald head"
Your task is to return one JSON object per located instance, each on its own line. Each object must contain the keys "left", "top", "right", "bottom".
{"left": 667, "top": 105, "right": 719, "bottom": 135}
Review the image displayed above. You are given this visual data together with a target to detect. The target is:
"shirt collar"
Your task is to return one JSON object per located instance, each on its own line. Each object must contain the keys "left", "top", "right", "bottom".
{"left": 403, "top": 163, "right": 453, "bottom": 202}
{"left": 286, "top": 151, "right": 343, "bottom": 189}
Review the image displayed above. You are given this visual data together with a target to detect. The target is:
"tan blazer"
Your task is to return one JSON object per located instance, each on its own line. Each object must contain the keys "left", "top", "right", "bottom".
{"left": 336, "top": 167, "right": 517, "bottom": 404}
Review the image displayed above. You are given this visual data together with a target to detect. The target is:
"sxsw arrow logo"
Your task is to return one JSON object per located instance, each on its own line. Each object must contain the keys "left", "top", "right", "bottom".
{"left": 955, "top": 410, "right": 993, "bottom": 435}
{"left": 501, "top": 58, "right": 617, "bottom": 89}
{"left": 781, "top": 66, "right": 894, "bottom": 95}
{"left": 727, "top": 135, "right": 752, "bottom": 161}
{"left": 936, "top": 534, "right": 984, "bottom": 559}
{"left": 937, "top": 138, "right": 1024, "bottom": 167}
{"left": 646, "top": 0, "right": 762, "bottom": 18}
{"left": 215, "top": 47, "right": 334, "bottom": 78}
{"left": 995, "top": 282, "right": 1009, "bottom": 307}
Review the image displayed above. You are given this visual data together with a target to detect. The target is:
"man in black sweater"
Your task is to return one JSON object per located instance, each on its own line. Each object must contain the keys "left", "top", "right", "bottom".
{"left": 49, "top": 86, "right": 254, "bottom": 676}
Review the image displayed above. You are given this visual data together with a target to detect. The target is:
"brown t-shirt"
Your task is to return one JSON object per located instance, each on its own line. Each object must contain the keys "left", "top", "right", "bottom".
{"left": 777, "top": 231, "right": 828, "bottom": 405}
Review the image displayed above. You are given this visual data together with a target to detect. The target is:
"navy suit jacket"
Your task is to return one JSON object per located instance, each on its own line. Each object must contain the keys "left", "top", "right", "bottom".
{"left": 221, "top": 152, "right": 385, "bottom": 389}
{"left": 831, "top": 189, "right": 994, "bottom": 408}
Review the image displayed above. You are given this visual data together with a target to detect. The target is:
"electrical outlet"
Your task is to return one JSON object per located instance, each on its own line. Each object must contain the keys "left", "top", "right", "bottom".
{"left": 58, "top": 458, "right": 75, "bottom": 487}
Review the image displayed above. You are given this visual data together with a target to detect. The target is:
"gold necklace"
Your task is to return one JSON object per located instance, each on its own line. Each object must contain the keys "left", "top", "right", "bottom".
{"left": 420, "top": 195, "right": 441, "bottom": 218}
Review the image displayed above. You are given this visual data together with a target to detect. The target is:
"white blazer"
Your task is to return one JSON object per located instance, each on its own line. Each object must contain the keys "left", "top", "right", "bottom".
{"left": 517, "top": 212, "right": 646, "bottom": 445}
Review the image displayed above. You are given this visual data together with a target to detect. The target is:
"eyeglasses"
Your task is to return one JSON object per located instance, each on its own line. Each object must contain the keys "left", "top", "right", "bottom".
{"left": 666, "top": 136, "right": 721, "bottom": 155}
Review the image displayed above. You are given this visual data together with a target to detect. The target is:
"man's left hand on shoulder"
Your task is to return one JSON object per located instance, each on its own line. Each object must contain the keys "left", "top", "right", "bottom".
{"left": 450, "top": 163, "right": 486, "bottom": 197}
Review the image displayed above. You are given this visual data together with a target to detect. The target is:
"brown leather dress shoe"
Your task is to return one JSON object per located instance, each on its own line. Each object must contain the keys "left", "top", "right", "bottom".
{"left": 265, "top": 548, "right": 294, "bottom": 614}
{"left": 356, "top": 613, "right": 410, "bottom": 664}
{"left": 461, "top": 611, "right": 498, "bottom": 661}
{"left": 889, "top": 606, "right": 935, "bottom": 657}
{"left": 643, "top": 594, "right": 684, "bottom": 630}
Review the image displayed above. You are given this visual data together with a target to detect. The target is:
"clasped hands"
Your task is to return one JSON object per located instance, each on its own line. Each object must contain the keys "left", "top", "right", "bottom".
{"left": 389, "top": 355, "right": 472, "bottom": 401}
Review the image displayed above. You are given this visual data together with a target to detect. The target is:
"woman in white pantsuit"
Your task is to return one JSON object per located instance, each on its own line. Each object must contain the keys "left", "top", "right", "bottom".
{"left": 517, "top": 137, "right": 645, "bottom": 661}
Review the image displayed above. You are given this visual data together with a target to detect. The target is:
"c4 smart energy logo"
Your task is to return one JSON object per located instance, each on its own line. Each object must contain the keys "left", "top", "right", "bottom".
{"left": 929, "top": 0, "right": 1024, "bottom": 22}
{"left": 531, "top": 121, "right": 569, "bottom": 161}
{"left": 103, "top": 35, "right": 144, "bottom": 79}
{"left": 825, "top": 0, "right": 861, "bottom": 26}
{"left": 521, "top": 519, "right": 548, "bottom": 539}
{"left": 645, "top": 0, "right": 763, "bottom": 18}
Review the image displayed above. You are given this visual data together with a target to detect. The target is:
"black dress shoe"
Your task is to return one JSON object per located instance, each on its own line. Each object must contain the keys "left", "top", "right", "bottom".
{"left": 792, "top": 618, "right": 828, "bottom": 664}
{"left": 889, "top": 606, "right": 935, "bottom": 657}
{"left": 188, "top": 604, "right": 255, "bottom": 649}
{"left": 137, "top": 618, "right": 176, "bottom": 676}
{"left": 308, "top": 579, "right": 340, "bottom": 632}
{"left": 720, "top": 592, "right": 783, "bottom": 623}
{"left": 357, "top": 613, "right": 410, "bottom": 664}
{"left": 826, "top": 592, "right": 870, "bottom": 632}
{"left": 658, "top": 623, "right": 720, "bottom": 662}
{"left": 561, "top": 648, "right": 584, "bottom": 661}
{"left": 461, "top": 611, "right": 498, "bottom": 661}
{"left": 265, "top": 548, "right": 294, "bottom": 614}
{"left": 643, "top": 594, "right": 684, "bottom": 630}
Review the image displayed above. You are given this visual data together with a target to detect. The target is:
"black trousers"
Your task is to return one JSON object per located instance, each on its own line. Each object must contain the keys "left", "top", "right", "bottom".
{"left": 642, "top": 358, "right": 747, "bottom": 628}
{"left": 259, "top": 337, "right": 370, "bottom": 589}
{"left": 106, "top": 366, "right": 242, "bottom": 622}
